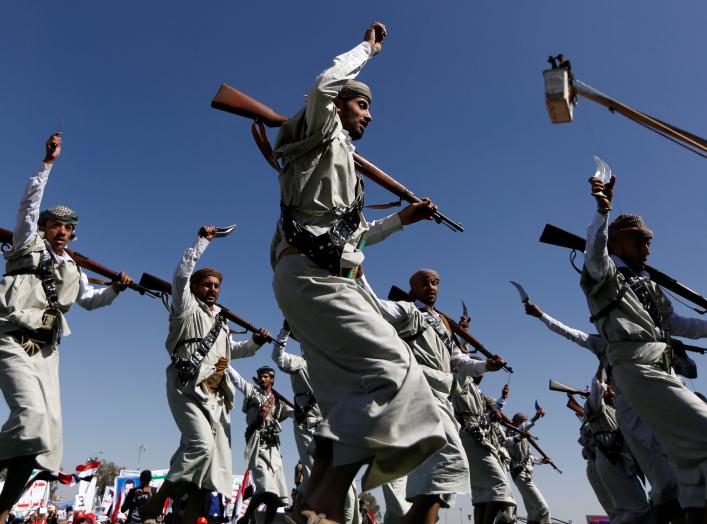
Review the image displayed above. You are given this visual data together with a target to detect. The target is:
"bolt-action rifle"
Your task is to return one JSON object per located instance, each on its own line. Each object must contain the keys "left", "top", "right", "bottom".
{"left": 539, "top": 223, "right": 707, "bottom": 314}
{"left": 387, "top": 285, "right": 513, "bottom": 373}
{"left": 549, "top": 379, "right": 588, "bottom": 421}
{"left": 0, "top": 226, "right": 158, "bottom": 298}
{"left": 565, "top": 395, "right": 586, "bottom": 420}
{"left": 138, "top": 272, "right": 283, "bottom": 347}
{"left": 210, "top": 83, "right": 464, "bottom": 232}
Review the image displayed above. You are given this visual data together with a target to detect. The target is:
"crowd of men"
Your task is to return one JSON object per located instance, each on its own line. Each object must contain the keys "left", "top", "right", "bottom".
{"left": 2, "top": 20, "right": 707, "bottom": 524}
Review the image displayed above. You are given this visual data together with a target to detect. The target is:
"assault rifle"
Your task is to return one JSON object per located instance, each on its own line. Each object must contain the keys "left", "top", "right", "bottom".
{"left": 138, "top": 272, "right": 283, "bottom": 347}
{"left": 0, "top": 226, "right": 158, "bottom": 298}
{"left": 387, "top": 285, "right": 513, "bottom": 373}
{"left": 487, "top": 401, "right": 562, "bottom": 474}
{"left": 210, "top": 83, "right": 464, "bottom": 232}
{"left": 539, "top": 223, "right": 707, "bottom": 313}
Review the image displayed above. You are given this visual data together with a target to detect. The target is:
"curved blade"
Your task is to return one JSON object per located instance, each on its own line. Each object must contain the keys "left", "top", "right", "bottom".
{"left": 509, "top": 281, "right": 529, "bottom": 303}
{"left": 214, "top": 224, "right": 237, "bottom": 238}
{"left": 592, "top": 155, "right": 612, "bottom": 184}
{"left": 461, "top": 300, "right": 469, "bottom": 318}
{"left": 535, "top": 399, "right": 542, "bottom": 411}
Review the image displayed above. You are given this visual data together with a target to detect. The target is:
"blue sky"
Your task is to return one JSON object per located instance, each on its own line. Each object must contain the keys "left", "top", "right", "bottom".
{"left": 2, "top": 1, "right": 707, "bottom": 521}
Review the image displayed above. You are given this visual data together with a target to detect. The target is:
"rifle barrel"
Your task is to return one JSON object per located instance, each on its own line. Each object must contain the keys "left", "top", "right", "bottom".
{"left": 210, "top": 84, "right": 464, "bottom": 233}
{"left": 499, "top": 419, "right": 562, "bottom": 474}
{"left": 540, "top": 223, "right": 707, "bottom": 312}
{"left": 388, "top": 286, "right": 512, "bottom": 372}
{"left": 1, "top": 227, "right": 155, "bottom": 297}
{"left": 138, "top": 272, "right": 283, "bottom": 347}
{"left": 352, "top": 155, "right": 464, "bottom": 232}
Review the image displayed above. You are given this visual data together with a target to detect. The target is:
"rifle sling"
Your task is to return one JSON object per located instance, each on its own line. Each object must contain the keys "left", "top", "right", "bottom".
{"left": 251, "top": 121, "right": 281, "bottom": 173}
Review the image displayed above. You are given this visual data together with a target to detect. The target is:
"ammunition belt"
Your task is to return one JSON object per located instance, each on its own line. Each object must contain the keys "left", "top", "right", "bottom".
{"left": 171, "top": 314, "right": 227, "bottom": 385}
{"left": 280, "top": 193, "right": 364, "bottom": 276}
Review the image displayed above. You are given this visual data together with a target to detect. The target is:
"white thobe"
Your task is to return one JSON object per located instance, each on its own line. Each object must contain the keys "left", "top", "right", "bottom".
{"left": 163, "top": 236, "right": 261, "bottom": 497}
{"left": 583, "top": 210, "right": 707, "bottom": 507}
{"left": 227, "top": 366, "right": 291, "bottom": 505}
{"left": 504, "top": 417, "right": 551, "bottom": 523}
{"left": 586, "top": 379, "right": 652, "bottom": 524}
{"left": 537, "top": 311, "right": 680, "bottom": 505}
{"left": 0, "top": 162, "right": 118, "bottom": 474}
{"left": 271, "top": 42, "right": 446, "bottom": 490}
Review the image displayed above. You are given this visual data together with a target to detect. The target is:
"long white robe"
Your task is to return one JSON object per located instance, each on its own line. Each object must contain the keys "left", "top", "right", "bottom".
{"left": 228, "top": 367, "right": 291, "bottom": 505}
{"left": 164, "top": 237, "right": 261, "bottom": 497}
{"left": 582, "top": 210, "right": 707, "bottom": 507}
{"left": 271, "top": 41, "right": 446, "bottom": 490}
{"left": 0, "top": 163, "right": 117, "bottom": 474}
{"left": 538, "top": 311, "right": 681, "bottom": 505}
{"left": 451, "top": 375, "right": 515, "bottom": 508}
{"left": 585, "top": 380, "right": 652, "bottom": 524}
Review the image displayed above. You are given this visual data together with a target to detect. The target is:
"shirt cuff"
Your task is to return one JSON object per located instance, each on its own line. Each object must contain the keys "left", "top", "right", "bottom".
{"left": 361, "top": 41, "right": 376, "bottom": 57}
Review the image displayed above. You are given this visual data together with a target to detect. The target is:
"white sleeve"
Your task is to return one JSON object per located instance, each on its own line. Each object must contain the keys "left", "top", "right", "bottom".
{"left": 172, "top": 236, "right": 209, "bottom": 316}
{"left": 588, "top": 378, "right": 603, "bottom": 413}
{"left": 305, "top": 42, "right": 375, "bottom": 134}
{"left": 230, "top": 336, "right": 262, "bottom": 359}
{"left": 521, "top": 418, "right": 538, "bottom": 432}
{"left": 584, "top": 211, "right": 612, "bottom": 283}
{"left": 357, "top": 274, "right": 408, "bottom": 323}
{"left": 271, "top": 329, "right": 306, "bottom": 372}
{"left": 365, "top": 213, "right": 403, "bottom": 246}
{"left": 451, "top": 346, "right": 488, "bottom": 381}
{"left": 14, "top": 163, "right": 53, "bottom": 249}
{"left": 667, "top": 312, "right": 707, "bottom": 339}
{"left": 76, "top": 271, "right": 119, "bottom": 310}
{"left": 539, "top": 312, "right": 597, "bottom": 353}
{"left": 227, "top": 365, "right": 251, "bottom": 395}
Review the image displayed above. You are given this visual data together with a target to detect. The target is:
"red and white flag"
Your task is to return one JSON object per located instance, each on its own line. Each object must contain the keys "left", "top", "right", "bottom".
{"left": 76, "top": 460, "right": 101, "bottom": 480}
{"left": 57, "top": 472, "right": 77, "bottom": 486}
{"left": 233, "top": 469, "right": 254, "bottom": 520}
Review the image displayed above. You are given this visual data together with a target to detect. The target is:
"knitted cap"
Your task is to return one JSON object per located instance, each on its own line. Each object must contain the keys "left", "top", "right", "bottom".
{"left": 608, "top": 213, "right": 653, "bottom": 241}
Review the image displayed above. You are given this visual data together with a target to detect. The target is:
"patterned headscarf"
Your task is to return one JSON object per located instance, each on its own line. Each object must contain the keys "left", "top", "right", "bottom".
{"left": 38, "top": 205, "right": 78, "bottom": 239}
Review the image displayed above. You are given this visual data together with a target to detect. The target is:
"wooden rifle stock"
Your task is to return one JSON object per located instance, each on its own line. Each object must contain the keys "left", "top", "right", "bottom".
{"left": 548, "top": 379, "right": 590, "bottom": 398}
{"left": 539, "top": 223, "right": 707, "bottom": 313}
{"left": 211, "top": 84, "right": 288, "bottom": 128}
{"left": 272, "top": 389, "right": 294, "bottom": 410}
{"left": 138, "top": 272, "right": 283, "bottom": 347}
{"left": 388, "top": 285, "right": 513, "bottom": 373}
{"left": 566, "top": 394, "right": 586, "bottom": 419}
{"left": 210, "top": 83, "right": 464, "bottom": 232}
{"left": 0, "top": 227, "right": 156, "bottom": 297}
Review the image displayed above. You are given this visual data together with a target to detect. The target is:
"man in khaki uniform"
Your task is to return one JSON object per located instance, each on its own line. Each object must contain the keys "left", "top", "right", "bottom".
{"left": 0, "top": 134, "right": 132, "bottom": 522}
